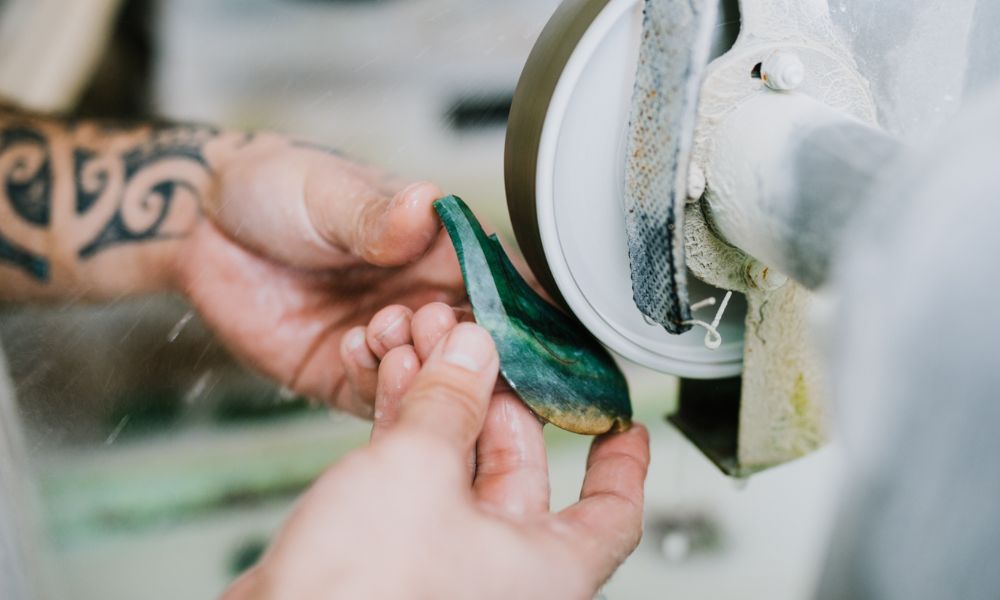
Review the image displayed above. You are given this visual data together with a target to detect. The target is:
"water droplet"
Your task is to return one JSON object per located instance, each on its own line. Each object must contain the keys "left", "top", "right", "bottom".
{"left": 184, "top": 371, "right": 213, "bottom": 405}
{"left": 167, "top": 310, "right": 195, "bottom": 342}
{"left": 104, "top": 415, "right": 131, "bottom": 446}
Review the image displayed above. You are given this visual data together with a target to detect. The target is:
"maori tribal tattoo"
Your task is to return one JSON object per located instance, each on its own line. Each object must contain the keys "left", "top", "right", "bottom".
{"left": 0, "top": 126, "right": 50, "bottom": 280}
{"left": 0, "top": 110, "right": 219, "bottom": 282}
{"left": 75, "top": 125, "right": 216, "bottom": 259}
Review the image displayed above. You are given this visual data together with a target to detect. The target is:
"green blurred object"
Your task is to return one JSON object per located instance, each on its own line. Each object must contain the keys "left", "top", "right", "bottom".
{"left": 434, "top": 195, "right": 631, "bottom": 435}
{"left": 228, "top": 536, "right": 268, "bottom": 577}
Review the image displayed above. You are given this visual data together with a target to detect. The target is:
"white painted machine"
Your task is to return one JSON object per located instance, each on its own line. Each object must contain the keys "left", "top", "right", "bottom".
{"left": 504, "top": 0, "right": 999, "bottom": 474}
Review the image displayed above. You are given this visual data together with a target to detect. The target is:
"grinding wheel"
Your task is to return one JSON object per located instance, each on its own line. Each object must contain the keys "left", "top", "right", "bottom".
{"left": 505, "top": 0, "right": 744, "bottom": 379}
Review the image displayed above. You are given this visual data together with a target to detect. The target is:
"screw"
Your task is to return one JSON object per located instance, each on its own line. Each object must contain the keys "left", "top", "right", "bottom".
{"left": 761, "top": 51, "right": 804, "bottom": 91}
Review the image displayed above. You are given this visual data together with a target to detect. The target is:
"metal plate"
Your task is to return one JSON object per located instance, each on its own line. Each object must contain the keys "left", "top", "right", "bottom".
{"left": 505, "top": 0, "right": 745, "bottom": 378}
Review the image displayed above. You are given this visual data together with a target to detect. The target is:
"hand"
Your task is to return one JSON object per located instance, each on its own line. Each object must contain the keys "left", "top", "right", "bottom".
{"left": 221, "top": 316, "right": 650, "bottom": 600}
{"left": 174, "top": 135, "right": 466, "bottom": 417}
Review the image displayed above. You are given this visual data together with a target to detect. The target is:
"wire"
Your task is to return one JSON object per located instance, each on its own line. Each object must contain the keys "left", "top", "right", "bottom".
{"left": 683, "top": 291, "right": 733, "bottom": 350}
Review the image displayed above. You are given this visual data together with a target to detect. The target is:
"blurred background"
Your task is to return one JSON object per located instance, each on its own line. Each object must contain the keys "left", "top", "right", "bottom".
{"left": 0, "top": 0, "right": 845, "bottom": 597}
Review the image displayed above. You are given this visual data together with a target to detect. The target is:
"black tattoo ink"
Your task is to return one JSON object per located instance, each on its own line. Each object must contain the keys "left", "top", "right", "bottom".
{"left": 0, "top": 126, "right": 51, "bottom": 225}
{"left": 0, "top": 114, "right": 226, "bottom": 281}
{"left": 77, "top": 125, "right": 214, "bottom": 258}
{"left": 0, "top": 232, "right": 48, "bottom": 281}
{"left": 0, "top": 124, "right": 51, "bottom": 280}
{"left": 78, "top": 180, "right": 200, "bottom": 258}
{"left": 74, "top": 148, "right": 103, "bottom": 214}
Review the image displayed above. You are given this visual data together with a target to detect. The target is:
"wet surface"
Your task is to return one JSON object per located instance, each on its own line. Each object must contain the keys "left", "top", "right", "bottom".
{"left": 435, "top": 195, "right": 631, "bottom": 435}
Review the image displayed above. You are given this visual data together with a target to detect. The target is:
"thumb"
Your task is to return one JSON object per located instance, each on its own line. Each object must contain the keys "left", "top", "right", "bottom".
{"left": 212, "top": 140, "right": 443, "bottom": 270}
{"left": 305, "top": 176, "right": 444, "bottom": 267}
{"left": 391, "top": 323, "right": 500, "bottom": 457}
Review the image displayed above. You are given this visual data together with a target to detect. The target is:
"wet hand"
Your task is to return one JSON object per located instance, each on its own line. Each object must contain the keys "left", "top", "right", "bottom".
{"left": 173, "top": 137, "right": 466, "bottom": 417}
{"left": 222, "top": 322, "right": 650, "bottom": 600}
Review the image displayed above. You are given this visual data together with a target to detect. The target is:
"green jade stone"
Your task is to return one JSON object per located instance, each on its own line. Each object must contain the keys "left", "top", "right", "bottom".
{"left": 433, "top": 195, "right": 632, "bottom": 435}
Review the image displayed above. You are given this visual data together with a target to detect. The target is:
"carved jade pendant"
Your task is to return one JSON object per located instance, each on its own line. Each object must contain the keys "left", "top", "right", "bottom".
{"left": 434, "top": 195, "right": 631, "bottom": 435}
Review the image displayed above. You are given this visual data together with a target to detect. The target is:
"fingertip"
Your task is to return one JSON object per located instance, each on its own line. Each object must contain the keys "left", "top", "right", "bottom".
{"left": 363, "top": 181, "right": 443, "bottom": 266}
{"left": 393, "top": 323, "right": 499, "bottom": 455}
{"left": 378, "top": 345, "right": 421, "bottom": 402}
{"left": 394, "top": 181, "right": 443, "bottom": 211}
{"left": 412, "top": 302, "right": 459, "bottom": 360}
{"left": 382, "top": 344, "right": 420, "bottom": 376}
{"left": 614, "top": 421, "right": 650, "bottom": 444}
{"left": 342, "top": 326, "right": 378, "bottom": 371}
{"left": 339, "top": 326, "right": 378, "bottom": 418}
{"left": 581, "top": 421, "right": 651, "bottom": 508}
{"left": 371, "top": 345, "right": 421, "bottom": 441}
{"left": 557, "top": 423, "right": 650, "bottom": 581}
{"left": 437, "top": 322, "right": 498, "bottom": 374}
{"left": 590, "top": 422, "right": 651, "bottom": 469}
{"left": 366, "top": 305, "right": 414, "bottom": 358}
{"left": 633, "top": 422, "right": 650, "bottom": 444}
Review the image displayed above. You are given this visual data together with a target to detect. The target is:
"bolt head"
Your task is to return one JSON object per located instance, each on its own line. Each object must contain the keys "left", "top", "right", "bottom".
{"left": 761, "top": 51, "right": 804, "bottom": 91}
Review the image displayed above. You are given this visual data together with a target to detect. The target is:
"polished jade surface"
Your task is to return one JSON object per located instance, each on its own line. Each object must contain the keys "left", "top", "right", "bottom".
{"left": 434, "top": 195, "right": 631, "bottom": 435}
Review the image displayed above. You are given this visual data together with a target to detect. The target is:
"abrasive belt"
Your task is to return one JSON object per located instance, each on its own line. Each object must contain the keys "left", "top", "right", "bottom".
{"left": 622, "top": 0, "right": 717, "bottom": 334}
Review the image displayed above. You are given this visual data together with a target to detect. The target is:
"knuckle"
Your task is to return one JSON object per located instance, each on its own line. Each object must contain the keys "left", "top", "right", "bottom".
{"left": 413, "top": 303, "right": 455, "bottom": 334}
{"left": 381, "top": 343, "right": 414, "bottom": 366}
{"left": 407, "top": 372, "right": 484, "bottom": 429}
{"left": 601, "top": 488, "right": 643, "bottom": 515}
{"left": 353, "top": 197, "right": 387, "bottom": 258}
{"left": 379, "top": 431, "right": 461, "bottom": 479}
{"left": 475, "top": 445, "right": 533, "bottom": 477}
{"left": 591, "top": 449, "right": 649, "bottom": 475}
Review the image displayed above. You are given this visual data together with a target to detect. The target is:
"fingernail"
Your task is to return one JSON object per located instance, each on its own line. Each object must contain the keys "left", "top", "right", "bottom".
{"left": 442, "top": 324, "right": 495, "bottom": 372}
{"left": 346, "top": 329, "right": 377, "bottom": 369}
{"left": 374, "top": 312, "right": 408, "bottom": 341}
{"left": 390, "top": 183, "right": 416, "bottom": 209}
{"left": 396, "top": 181, "right": 436, "bottom": 209}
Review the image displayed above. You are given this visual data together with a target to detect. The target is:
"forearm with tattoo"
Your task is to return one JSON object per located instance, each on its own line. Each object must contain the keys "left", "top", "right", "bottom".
{"left": 0, "top": 104, "right": 245, "bottom": 301}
